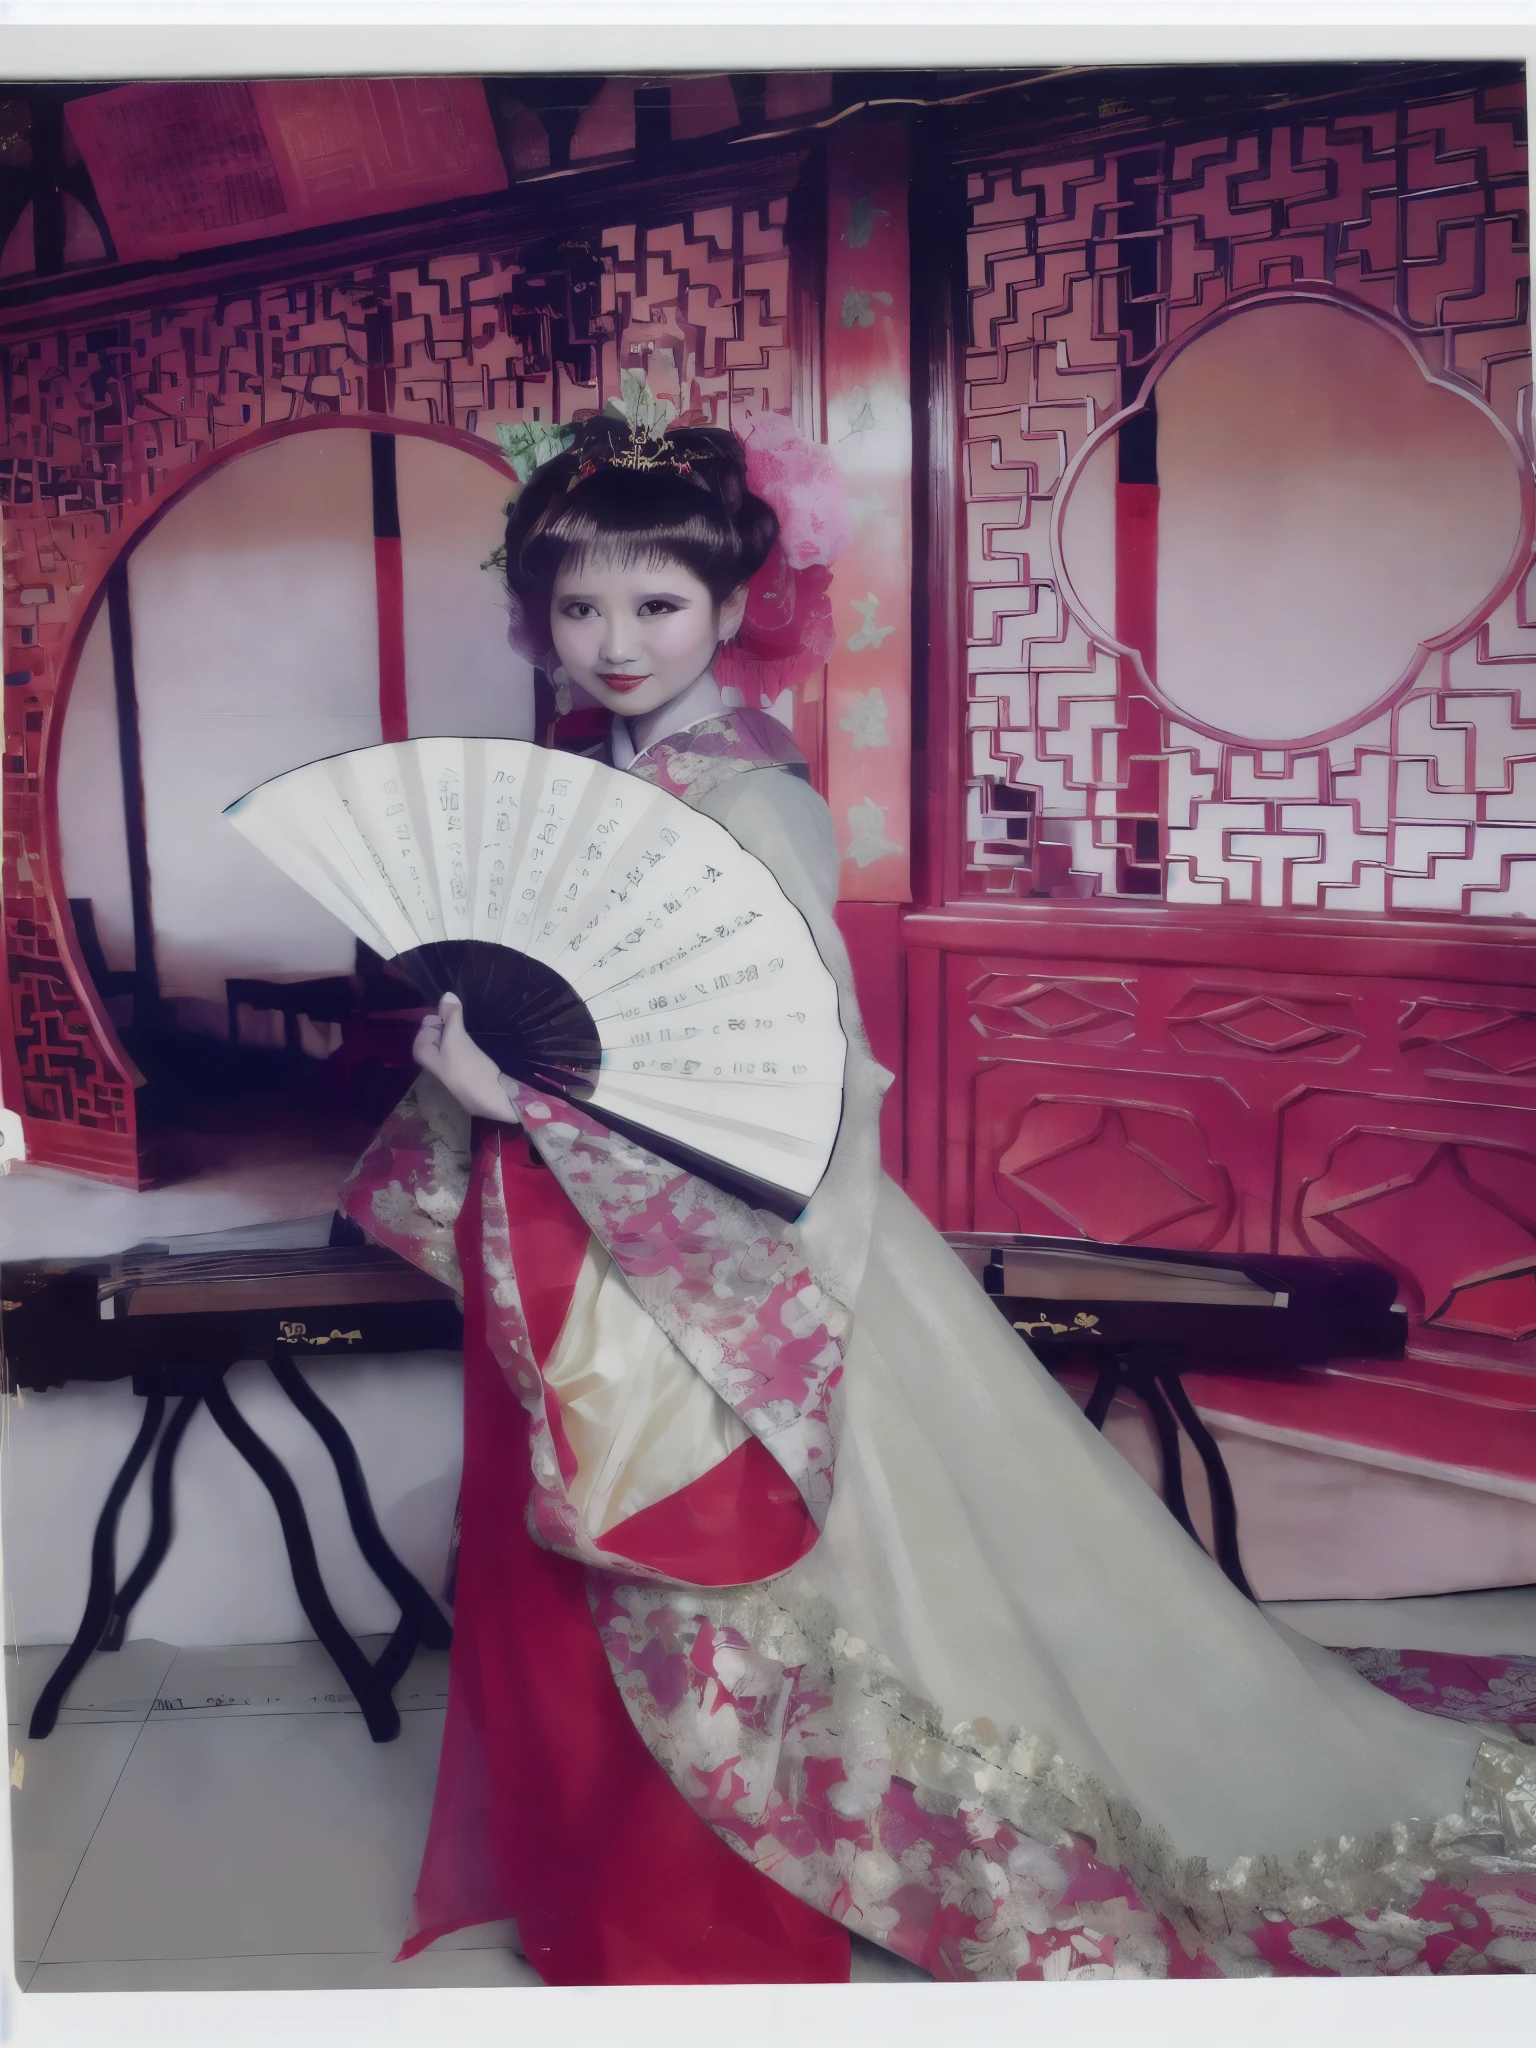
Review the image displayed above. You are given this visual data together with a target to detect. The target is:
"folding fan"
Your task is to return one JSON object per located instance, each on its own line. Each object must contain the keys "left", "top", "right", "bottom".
{"left": 225, "top": 739, "right": 846, "bottom": 1220}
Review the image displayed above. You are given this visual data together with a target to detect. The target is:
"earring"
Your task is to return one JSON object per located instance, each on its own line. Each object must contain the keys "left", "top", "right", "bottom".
{"left": 550, "top": 663, "right": 573, "bottom": 715}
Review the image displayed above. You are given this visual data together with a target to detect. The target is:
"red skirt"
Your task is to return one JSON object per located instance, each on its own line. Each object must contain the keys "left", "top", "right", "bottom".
{"left": 398, "top": 1126, "right": 850, "bottom": 1986}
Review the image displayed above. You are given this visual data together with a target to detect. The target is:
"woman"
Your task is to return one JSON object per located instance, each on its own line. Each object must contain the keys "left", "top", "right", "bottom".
{"left": 343, "top": 401, "right": 1536, "bottom": 1985}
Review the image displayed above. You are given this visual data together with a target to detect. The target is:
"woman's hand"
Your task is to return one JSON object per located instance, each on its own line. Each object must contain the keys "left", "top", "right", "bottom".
{"left": 413, "top": 993, "right": 522, "bottom": 1124}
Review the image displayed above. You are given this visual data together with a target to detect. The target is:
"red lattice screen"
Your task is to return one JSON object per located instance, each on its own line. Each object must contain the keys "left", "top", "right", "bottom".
{"left": 904, "top": 78, "right": 1536, "bottom": 1400}
{"left": 1, "top": 182, "right": 807, "bottom": 1179}
{"left": 961, "top": 82, "right": 1534, "bottom": 912}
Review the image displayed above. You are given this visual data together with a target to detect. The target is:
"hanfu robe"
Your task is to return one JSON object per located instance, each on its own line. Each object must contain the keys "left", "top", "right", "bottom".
{"left": 344, "top": 709, "right": 1536, "bottom": 1985}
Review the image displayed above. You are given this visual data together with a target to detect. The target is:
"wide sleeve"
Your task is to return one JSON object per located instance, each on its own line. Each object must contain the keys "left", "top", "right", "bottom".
{"left": 337, "top": 1069, "right": 472, "bottom": 1299}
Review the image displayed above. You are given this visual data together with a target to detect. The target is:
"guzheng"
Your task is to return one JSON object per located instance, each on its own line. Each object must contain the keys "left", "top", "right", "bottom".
{"left": 941, "top": 1232, "right": 1406, "bottom": 1602}
{"left": 943, "top": 1233, "right": 1406, "bottom": 1370}
{"left": 3, "top": 1224, "right": 463, "bottom": 1747}
{"left": 0, "top": 1240, "right": 463, "bottom": 1392}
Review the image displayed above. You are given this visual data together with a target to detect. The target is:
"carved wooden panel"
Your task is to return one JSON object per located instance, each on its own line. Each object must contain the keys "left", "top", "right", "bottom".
{"left": 967, "top": 969, "right": 1135, "bottom": 1049}
{"left": 961, "top": 81, "right": 1535, "bottom": 911}
{"left": 914, "top": 922, "right": 1536, "bottom": 1374}
{"left": 1279, "top": 1088, "right": 1536, "bottom": 1369}
{"left": 1399, "top": 996, "right": 1536, "bottom": 1085}
{"left": 974, "top": 1057, "right": 1243, "bottom": 1252}
{"left": 1165, "top": 986, "right": 1362, "bottom": 1066}
{"left": 2, "top": 188, "right": 805, "bottom": 1178}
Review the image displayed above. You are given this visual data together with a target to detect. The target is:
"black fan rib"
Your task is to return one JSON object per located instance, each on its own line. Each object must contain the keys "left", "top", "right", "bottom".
{"left": 393, "top": 939, "right": 810, "bottom": 1222}
{"left": 395, "top": 940, "right": 601, "bottom": 1100}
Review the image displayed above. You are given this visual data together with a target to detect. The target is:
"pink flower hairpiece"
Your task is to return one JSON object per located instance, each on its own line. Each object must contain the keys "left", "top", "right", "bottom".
{"left": 717, "top": 409, "right": 854, "bottom": 706}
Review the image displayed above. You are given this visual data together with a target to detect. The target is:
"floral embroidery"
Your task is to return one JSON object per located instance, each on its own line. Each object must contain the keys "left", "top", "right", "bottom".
{"left": 846, "top": 593, "right": 895, "bottom": 652}
{"left": 339, "top": 1071, "right": 470, "bottom": 1297}
{"left": 627, "top": 709, "right": 808, "bottom": 804}
{"left": 591, "top": 1579, "right": 1536, "bottom": 1981}
{"left": 1335, "top": 1647, "right": 1536, "bottom": 1741}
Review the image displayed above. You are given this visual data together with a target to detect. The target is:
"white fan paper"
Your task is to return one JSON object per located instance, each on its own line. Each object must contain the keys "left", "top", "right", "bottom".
{"left": 225, "top": 739, "right": 846, "bottom": 1219}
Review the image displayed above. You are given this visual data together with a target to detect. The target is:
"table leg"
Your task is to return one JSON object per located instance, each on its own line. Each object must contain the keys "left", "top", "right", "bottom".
{"left": 29, "top": 1394, "right": 167, "bottom": 1740}
{"left": 370, "top": 1616, "right": 425, "bottom": 1697}
{"left": 1119, "top": 1356, "right": 1201, "bottom": 1546}
{"left": 100, "top": 1393, "right": 202, "bottom": 1652}
{"left": 266, "top": 1353, "right": 451, "bottom": 1653}
{"left": 1155, "top": 1369, "right": 1257, "bottom": 1601}
{"left": 1082, "top": 1359, "right": 1121, "bottom": 1431}
{"left": 202, "top": 1378, "right": 401, "bottom": 1742}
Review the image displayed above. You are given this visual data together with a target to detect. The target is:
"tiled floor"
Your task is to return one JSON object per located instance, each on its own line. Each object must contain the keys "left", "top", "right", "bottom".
{"left": 4, "top": 1634, "right": 922, "bottom": 1992}
{"left": 4, "top": 1635, "right": 535, "bottom": 1993}
{"left": 11, "top": 1594, "right": 1536, "bottom": 1994}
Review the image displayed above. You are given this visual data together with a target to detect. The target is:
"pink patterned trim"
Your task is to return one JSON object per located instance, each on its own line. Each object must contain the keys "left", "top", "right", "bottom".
{"left": 1334, "top": 1647, "right": 1536, "bottom": 1743}
{"left": 592, "top": 1582, "right": 1536, "bottom": 1980}
{"left": 626, "top": 710, "right": 808, "bottom": 802}
{"left": 508, "top": 1084, "right": 847, "bottom": 1526}
{"left": 337, "top": 1075, "right": 469, "bottom": 1297}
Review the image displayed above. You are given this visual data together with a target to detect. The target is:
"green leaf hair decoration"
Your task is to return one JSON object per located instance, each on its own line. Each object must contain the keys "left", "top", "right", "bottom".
{"left": 495, "top": 417, "right": 577, "bottom": 485}
{"left": 605, "top": 367, "right": 678, "bottom": 441}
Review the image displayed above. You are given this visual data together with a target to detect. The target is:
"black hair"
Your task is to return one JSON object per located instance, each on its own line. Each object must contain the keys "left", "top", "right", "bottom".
{"left": 502, "top": 415, "right": 778, "bottom": 663}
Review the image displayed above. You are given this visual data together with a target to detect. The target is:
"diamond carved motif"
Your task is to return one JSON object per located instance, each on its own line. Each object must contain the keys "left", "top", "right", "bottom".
{"left": 995, "top": 1097, "right": 1232, "bottom": 1246}
{"left": 1303, "top": 1135, "right": 1536, "bottom": 1328}
{"left": 968, "top": 974, "right": 1135, "bottom": 1047}
{"left": 1436, "top": 1267, "right": 1536, "bottom": 1341}
{"left": 1400, "top": 1000, "right": 1536, "bottom": 1079}
{"left": 1167, "top": 989, "right": 1362, "bottom": 1065}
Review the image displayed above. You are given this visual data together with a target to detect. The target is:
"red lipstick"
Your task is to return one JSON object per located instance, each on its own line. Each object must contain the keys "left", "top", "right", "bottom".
{"left": 597, "top": 672, "right": 649, "bottom": 693}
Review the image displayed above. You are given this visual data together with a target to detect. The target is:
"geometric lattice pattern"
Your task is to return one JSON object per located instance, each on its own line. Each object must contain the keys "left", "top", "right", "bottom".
{"left": 1, "top": 194, "right": 796, "bottom": 1162}
{"left": 963, "top": 80, "right": 1535, "bottom": 911}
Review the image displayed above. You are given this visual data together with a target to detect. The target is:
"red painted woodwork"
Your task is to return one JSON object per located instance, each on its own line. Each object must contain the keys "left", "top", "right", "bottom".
{"left": 374, "top": 534, "right": 408, "bottom": 743}
{"left": 1182, "top": 1356, "right": 1536, "bottom": 1491}
{"left": 898, "top": 76, "right": 1536, "bottom": 1423}
{"left": 903, "top": 906, "right": 1536, "bottom": 1377}
{"left": 822, "top": 120, "right": 914, "bottom": 906}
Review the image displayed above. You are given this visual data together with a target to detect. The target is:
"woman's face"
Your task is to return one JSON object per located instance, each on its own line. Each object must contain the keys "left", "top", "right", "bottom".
{"left": 549, "top": 550, "right": 746, "bottom": 721}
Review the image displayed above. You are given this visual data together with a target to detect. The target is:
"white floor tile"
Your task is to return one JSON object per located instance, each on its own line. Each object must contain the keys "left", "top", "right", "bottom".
{"left": 25, "top": 1947, "right": 540, "bottom": 1991}
{"left": 153, "top": 1638, "right": 450, "bottom": 1719}
{"left": 9, "top": 1719, "right": 144, "bottom": 1965}
{"left": 4, "top": 1641, "right": 177, "bottom": 1732}
{"left": 423, "top": 1917, "right": 523, "bottom": 1953}
{"left": 38, "top": 1706, "right": 446, "bottom": 1964}
{"left": 24, "top": 1941, "right": 540, "bottom": 1990}
{"left": 1269, "top": 1584, "right": 1536, "bottom": 1655}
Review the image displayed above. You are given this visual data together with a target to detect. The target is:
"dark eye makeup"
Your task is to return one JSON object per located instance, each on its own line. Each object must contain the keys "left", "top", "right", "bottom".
{"left": 556, "top": 594, "right": 690, "bottom": 618}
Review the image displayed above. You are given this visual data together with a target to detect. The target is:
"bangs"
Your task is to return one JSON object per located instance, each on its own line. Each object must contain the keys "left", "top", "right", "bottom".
{"left": 524, "top": 480, "right": 746, "bottom": 597}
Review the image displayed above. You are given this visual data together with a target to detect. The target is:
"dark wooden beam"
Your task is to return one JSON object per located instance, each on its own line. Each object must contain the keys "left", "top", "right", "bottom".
{"left": 104, "top": 556, "right": 163, "bottom": 1034}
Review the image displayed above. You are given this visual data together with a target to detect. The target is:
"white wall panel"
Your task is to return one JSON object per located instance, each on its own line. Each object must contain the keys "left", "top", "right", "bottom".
{"left": 396, "top": 432, "right": 534, "bottom": 741}
{"left": 127, "top": 430, "right": 381, "bottom": 1010}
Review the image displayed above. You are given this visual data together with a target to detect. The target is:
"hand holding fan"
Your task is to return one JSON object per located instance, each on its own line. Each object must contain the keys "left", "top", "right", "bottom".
{"left": 225, "top": 739, "right": 846, "bottom": 1220}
